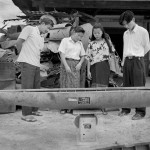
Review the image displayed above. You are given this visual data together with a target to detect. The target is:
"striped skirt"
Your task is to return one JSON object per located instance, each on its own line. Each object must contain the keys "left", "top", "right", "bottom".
{"left": 60, "top": 59, "right": 80, "bottom": 88}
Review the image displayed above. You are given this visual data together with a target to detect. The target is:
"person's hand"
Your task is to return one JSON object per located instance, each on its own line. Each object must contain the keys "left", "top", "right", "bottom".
{"left": 110, "top": 52, "right": 115, "bottom": 56}
{"left": 65, "top": 65, "right": 72, "bottom": 73}
{"left": 87, "top": 71, "right": 92, "bottom": 80}
{"left": 121, "top": 61, "right": 124, "bottom": 67}
{"left": 121, "top": 61, "right": 124, "bottom": 72}
{"left": 75, "top": 63, "right": 81, "bottom": 71}
{"left": 121, "top": 66, "right": 123, "bottom": 73}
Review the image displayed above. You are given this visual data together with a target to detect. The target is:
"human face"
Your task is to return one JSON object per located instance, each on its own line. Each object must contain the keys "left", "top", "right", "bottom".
{"left": 72, "top": 32, "right": 84, "bottom": 42}
{"left": 122, "top": 19, "right": 135, "bottom": 31}
{"left": 41, "top": 23, "right": 53, "bottom": 34}
{"left": 93, "top": 28, "right": 103, "bottom": 40}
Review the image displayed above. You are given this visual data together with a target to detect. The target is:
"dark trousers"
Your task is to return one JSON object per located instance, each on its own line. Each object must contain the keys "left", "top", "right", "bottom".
{"left": 21, "top": 62, "right": 40, "bottom": 116}
{"left": 122, "top": 57, "right": 146, "bottom": 115}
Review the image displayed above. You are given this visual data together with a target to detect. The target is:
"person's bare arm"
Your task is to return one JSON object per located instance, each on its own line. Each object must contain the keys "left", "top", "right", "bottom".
{"left": 87, "top": 59, "right": 92, "bottom": 79}
{"left": 76, "top": 56, "right": 85, "bottom": 71}
{"left": 15, "top": 38, "right": 25, "bottom": 54}
{"left": 60, "top": 52, "right": 71, "bottom": 73}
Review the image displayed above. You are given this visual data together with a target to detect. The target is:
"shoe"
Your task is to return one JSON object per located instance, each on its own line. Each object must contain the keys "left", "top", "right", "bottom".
{"left": 132, "top": 113, "right": 144, "bottom": 120}
{"left": 101, "top": 109, "right": 108, "bottom": 115}
{"left": 67, "top": 109, "right": 73, "bottom": 114}
{"left": 102, "top": 111, "right": 108, "bottom": 115}
{"left": 32, "top": 111, "right": 42, "bottom": 116}
{"left": 118, "top": 111, "right": 129, "bottom": 116}
{"left": 60, "top": 109, "right": 67, "bottom": 114}
{"left": 21, "top": 115, "right": 37, "bottom": 122}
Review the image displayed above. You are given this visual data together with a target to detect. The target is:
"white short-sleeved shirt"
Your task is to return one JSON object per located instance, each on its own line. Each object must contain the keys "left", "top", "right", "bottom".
{"left": 17, "top": 26, "right": 44, "bottom": 67}
{"left": 123, "top": 24, "right": 150, "bottom": 58}
{"left": 58, "top": 37, "right": 85, "bottom": 60}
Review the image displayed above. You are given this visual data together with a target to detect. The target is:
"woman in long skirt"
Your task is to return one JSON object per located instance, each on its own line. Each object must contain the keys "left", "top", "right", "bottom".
{"left": 58, "top": 26, "right": 86, "bottom": 113}
{"left": 86, "top": 23, "right": 115, "bottom": 114}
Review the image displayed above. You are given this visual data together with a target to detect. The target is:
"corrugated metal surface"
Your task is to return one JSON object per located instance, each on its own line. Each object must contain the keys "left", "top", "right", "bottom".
{"left": 0, "top": 62, "right": 16, "bottom": 90}
{"left": 12, "top": 0, "right": 150, "bottom": 11}
{"left": 0, "top": 62, "right": 16, "bottom": 113}
{"left": 0, "top": 62, "right": 15, "bottom": 80}
{"left": 96, "top": 142, "right": 150, "bottom": 150}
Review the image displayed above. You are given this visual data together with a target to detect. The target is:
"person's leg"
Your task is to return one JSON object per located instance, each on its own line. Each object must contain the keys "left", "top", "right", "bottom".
{"left": 59, "top": 63, "right": 68, "bottom": 114}
{"left": 132, "top": 58, "right": 146, "bottom": 120}
{"left": 119, "top": 58, "right": 131, "bottom": 116}
{"left": 98, "top": 61, "right": 110, "bottom": 115}
{"left": 32, "top": 67, "right": 41, "bottom": 115}
{"left": 65, "top": 59, "right": 80, "bottom": 88}
{"left": 91, "top": 61, "right": 109, "bottom": 115}
{"left": 60, "top": 63, "right": 67, "bottom": 88}
{"left": 60, "top": 59, "right": 80, "bottom": 114}
{"left": 21, "top": 63, "right": 35, "bottom": 116}
{"left": 96, "top": 61, "right": 110, "bottom": 86}
{"left": 80, "top": 60, "right": 87, "bottom": 88}
{"left": 90, "top": 63, "right": 96, "bottom": 87}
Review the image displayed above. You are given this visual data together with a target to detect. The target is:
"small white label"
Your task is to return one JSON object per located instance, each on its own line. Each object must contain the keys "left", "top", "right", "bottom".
{"left": 68, "top": 98, "right": 78, "bottom": 102}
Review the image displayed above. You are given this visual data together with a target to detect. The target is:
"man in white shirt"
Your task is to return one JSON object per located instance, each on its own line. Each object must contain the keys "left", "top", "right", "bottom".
{"left": 118, "top": 10, "right": 150, "bottom": 120}
{"left": 16, "top": 16, "right": 53, "bottom": 122}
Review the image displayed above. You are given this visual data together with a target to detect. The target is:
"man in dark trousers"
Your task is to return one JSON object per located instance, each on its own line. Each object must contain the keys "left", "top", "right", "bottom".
{"left": 16, "top": 16, "right": 53, "bottom": 122}
{"left": 118, "top": 10, "right": 150, "bottom": 120}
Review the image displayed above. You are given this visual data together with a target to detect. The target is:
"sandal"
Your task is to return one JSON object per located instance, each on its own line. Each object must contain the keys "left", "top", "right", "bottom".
{"left": 118, "top": 111, "right": 129, "bottom": 117}
{"left": 132, "top": 113, "right": 144, "bottom": 120}
{"left": 101, "top": 109, "right": 108, "bottom": 115}
{"left": 32, "top": 111, "right": 42, "bottom": 116}
{"left": 21, "top": 116, "right": 37, "bottom": 122}
{"left": 60, "top": 109, "right": 67, "bottom": 114}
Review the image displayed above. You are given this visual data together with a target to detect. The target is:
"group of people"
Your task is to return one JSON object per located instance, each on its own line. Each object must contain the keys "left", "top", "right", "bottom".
{"left": 15, "top": 10, "right": 150, "bottom": 122}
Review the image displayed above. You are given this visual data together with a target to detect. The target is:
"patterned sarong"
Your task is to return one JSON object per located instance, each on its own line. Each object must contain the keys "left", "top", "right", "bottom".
{"left": 60, "top": 59, "right": 80, "bottom": 88}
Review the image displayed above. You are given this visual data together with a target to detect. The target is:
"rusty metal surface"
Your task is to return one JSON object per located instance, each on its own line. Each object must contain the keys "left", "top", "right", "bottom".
{"left": 97, "top": 142, "right": 150, "bottom": 150}
{"left": 0, "top": 62, "right": 15, "bottom": 80}
{"left": 0, "top": 87, "right": 150, "bottom": 109}
{"left": 0, "top": 62, "right": 16, "bottom": 90}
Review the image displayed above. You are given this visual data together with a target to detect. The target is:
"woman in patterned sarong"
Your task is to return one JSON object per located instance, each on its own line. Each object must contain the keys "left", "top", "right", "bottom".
{"left": 58, "top": 26, "right": 85, "bottom": 113}
{"left": 58, "top": 26, "right": 85, "bottom": 88}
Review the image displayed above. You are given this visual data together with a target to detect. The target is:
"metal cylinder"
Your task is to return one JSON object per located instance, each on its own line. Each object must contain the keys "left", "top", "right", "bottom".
{"left": 0, "top": 62, "right": 16, "bottom": 90}
{"left": 0, "top": 87, "right": 150, "bottom": 109}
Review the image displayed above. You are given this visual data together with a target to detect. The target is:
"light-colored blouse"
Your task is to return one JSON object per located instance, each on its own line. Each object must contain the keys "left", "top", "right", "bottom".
{"left": 86, "top": 39, "right": 115, "bottom": 65}
{"left": 58, "top": 37, "right": 85, "bottom": 60}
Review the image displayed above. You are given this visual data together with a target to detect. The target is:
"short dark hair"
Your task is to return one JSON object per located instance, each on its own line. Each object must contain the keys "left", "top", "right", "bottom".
{"left": 39, "top": 16, "right": 54, "bottom": 26}
{"left": 72, "top": 26, "right": 85, "bottom": 34}
{"left": 119, "top": 10, "right": 134, "bottom": 25}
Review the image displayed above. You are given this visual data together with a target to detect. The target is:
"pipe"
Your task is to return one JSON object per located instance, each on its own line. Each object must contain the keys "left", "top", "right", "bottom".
{"left": 0, "top": 87, "right": 150, "bottom": 109}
